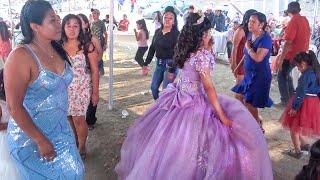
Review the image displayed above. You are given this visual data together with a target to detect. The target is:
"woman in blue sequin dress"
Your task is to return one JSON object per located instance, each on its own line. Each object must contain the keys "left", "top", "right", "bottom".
{"left": 4, "top": 1, "right": 84, "bottom": 179}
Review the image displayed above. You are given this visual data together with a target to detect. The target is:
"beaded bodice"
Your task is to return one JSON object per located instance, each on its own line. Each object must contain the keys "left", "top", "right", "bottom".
{"left": 175, "top": 49, "right": 215, "bottom": 95}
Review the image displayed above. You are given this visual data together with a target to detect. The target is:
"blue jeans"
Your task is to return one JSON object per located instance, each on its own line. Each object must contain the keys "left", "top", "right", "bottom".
{"left": 277, "top": 60, "right": 295, "bottom": 105}
{"left": 151, "top": 59, "right": 177, "bottom": 100}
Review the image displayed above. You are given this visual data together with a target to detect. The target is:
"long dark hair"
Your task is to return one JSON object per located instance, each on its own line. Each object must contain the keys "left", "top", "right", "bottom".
{"left": 241, "top": 9, "right": 257, "bottom": 37}
{"left": 250, "top": 12, "right": 268, "bottom": 31}
{"left": 0, "top": 22, "right": 10, "bottom": 41}
{"left": 174, "top": 13, "right": 211, "bottom": 68}
{"left": 294, "top": 51, "right": 320, "bottom": 84}
{"left": 61, "top": 14, "right": 93, "bottom": 70}
{"left": 155, "top": 11, "right": 162, "bottom": 24}
{"left": 20, "top": 0, "right": 69, "bottom": 64}
{"left": 295, "top": 140, "right": 320, "bottom": 180}
{"left": 0, "top": 69, "right": 5, "bottom": 101}
{"left": 77, "top": 14, "right": 93, "bottom": 47}
{"left": 136, "top": 19, "right": 149, "bottom": 39}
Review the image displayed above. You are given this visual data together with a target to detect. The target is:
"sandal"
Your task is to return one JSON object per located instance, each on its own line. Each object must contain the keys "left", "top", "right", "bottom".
{"left": 79, "top": 149, "right": 87, "bottom": 160}
{"left": 258, "top": 121, "right": 265, "bottom": 134}
{"left": 283, "top": 149, "right": 304, "bottom": 159}
{"left": 80, "top": 152, "right": 87, "bottom": 160}
{"left": 88, "top": 125, "right": 95, "bottom": 130}
{"left": 301, "top": 144, "right": 311, "bottom": 151}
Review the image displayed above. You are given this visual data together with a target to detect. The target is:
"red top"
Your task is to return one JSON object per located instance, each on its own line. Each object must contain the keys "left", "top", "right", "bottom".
{"left": 283, "top": 14, "right": 310, "bottom": 61}
{"left": 119, "top": 19, "right": 130, "bottom": 32}
{"left": 0, "top": 40, "right": 11, "bottom": 58}
{"left": 236, "top": 36, "right": 246, "bottom": 75}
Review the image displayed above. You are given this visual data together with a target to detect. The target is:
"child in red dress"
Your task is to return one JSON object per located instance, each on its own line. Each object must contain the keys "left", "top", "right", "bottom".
{"left": 281, "top": 51, "right": 320, "bottom": 159}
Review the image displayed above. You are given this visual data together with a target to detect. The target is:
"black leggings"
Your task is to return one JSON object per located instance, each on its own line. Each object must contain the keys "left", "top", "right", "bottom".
{"left": 134, "top": 47, "right": 148, "bottom": 67}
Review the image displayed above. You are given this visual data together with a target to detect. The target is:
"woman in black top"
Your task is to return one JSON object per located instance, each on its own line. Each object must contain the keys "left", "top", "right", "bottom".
{"left": 145, "top": 6, "right": 180, "bottom": 100}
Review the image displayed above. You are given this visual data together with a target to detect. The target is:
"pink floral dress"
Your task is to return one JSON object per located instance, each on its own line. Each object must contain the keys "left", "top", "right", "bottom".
{"left": 68, "top": 53, "right": 92, "bottom": 116}
{"left": 0, "top": 40, "right": 11, "bottom": 58}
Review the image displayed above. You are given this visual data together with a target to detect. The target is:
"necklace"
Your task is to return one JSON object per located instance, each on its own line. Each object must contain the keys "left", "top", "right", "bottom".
{"left": 251, "top": 32, "right": 264, "bottom": 44}
{"left": 32, "top": 41, "right": 54, "bottom": 59}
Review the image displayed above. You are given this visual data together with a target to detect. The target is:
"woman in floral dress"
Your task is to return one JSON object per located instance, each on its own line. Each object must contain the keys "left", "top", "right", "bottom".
{"left": 61, "top": 14, "right": 99, "bottom": 159}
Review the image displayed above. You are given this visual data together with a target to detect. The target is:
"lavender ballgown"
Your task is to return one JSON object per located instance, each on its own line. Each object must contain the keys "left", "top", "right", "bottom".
{"left": 116, "top": 49, "right": 273, "bottom": 180}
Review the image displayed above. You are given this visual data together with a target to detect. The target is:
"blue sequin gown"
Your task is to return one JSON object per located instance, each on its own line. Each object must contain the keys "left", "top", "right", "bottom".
{"left": 7, "top": 45, "right": 84, "bottom": 179}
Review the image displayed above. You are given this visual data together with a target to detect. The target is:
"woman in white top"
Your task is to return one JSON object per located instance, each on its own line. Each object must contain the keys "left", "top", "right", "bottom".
{"left": 134, "top": 19, "right": 150, "bottom": 75}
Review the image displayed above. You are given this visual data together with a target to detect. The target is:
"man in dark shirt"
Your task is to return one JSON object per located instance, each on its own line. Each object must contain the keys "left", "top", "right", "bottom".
{"left": 145, "top": 6, "right": 180, "bottom": 100}
{"left": 212, "top": 9, "right": 225, "bottom": 32}
{"left": 183, "top": 5, "right": 194, "bottom": 25}
{"left": 205, "top": 8, "right": 215, "bottom": 29}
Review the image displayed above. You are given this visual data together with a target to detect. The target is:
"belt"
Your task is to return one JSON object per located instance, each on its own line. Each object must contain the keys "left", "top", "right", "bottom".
{"left": 306, "top": 93, "right": 318, "bottom": 97}
{"left": 157, "top": 58, "right": 173, "bottom": 66}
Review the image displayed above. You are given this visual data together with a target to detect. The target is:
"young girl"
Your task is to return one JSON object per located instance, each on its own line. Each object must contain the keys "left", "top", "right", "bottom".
{"left": 281, "top": 51, "right": 320, "bottom": 159}
{"left": 0, "top": 21, "right": 12, "bottom": 64}
{"left": 0, "top": 70, "right": 20, "bottom": 179}
{"left": 134, "top": 19, "right": 149, "bottom": 75}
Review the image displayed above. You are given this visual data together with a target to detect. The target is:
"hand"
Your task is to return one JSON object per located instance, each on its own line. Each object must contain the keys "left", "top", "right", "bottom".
{"left": 274, "top": 54, "right": 283, "bottom": 72}
{"left": 245, "top": 40, "right": 252, "bottom": 50}
{"left": 142, "top": 66, "right": 150, "bottom": 75}
{"left": 91, "top": 93, "right": 99, "bottom": 106}
{"left": 167, "top": 72, "right": 175, "bottom": 82}
{"left": 230, "top": 61, "right": 236, "bottom": 72}
{"left": 0, "top": 123, "right": 8, "bottom": 131}
{"left": 37, "top": 137, "right": 56, "bottom": 162}
{"left": 288, "top": 109, "right": 297, "bottom": 117}
{"left": 220, "top": 116, "right": 233, "bottom": 127}
{"left": 232, "top": 69, "right": 238, "bottom": 78}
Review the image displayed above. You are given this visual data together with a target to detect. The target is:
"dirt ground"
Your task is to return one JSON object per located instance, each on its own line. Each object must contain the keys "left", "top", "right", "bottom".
{"left": 84, "top": 42, "right": 313, "bottom": 180}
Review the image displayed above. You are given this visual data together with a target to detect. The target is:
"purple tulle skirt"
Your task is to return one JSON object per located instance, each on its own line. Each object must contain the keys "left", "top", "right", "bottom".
{"left": 116, "top": 84, "right": 273, "bottom": 180}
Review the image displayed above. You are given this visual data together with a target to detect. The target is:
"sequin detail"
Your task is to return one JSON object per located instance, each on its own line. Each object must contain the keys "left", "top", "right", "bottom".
{"left": 197, "top": 145, "right": 209, "bottom": 172}
{"left": 174, "top": 50, "right": 215, "bottom": 95}
{"left": 189, "top": 50, "right": 215, "bottom": 76}
{"left": 176, "top": 75, "right": 202, "bottom": 95}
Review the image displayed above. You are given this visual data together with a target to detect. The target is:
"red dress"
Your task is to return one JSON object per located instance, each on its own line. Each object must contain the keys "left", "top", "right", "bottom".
{"left": 0, "top": 40, "right": 11, "bottom": 58}
{"left": 236, "top": 36, "right": 245, "bottom": 75}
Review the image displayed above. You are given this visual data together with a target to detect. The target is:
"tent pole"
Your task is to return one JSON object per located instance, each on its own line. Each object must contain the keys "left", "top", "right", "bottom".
{"left": 8, "top": 0, "right": 15, "bottom": 47}
{"left": 108, "top": 0, "right": 114, "bottom": 110}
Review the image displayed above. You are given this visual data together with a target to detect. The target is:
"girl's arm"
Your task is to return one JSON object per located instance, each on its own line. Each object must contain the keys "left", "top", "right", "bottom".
{"left": 291, "top": 73, "right": 308, "bottom": 111}
{"left": 0, "top": 123, "right": 7, "bottom": 131}
{"left": 88, "top": 44, "right": 100, "bottom": 106}
{"left": 200, "top": 71, "right": 232, "bottom": 126}
{"left": 91, "top": 35, "right": 103, "bottom": 59}
{"left": 246, "top": 46, "right": 269, "bottom": 63}
{"left": 134, "top": 29, "right": 142, "bottom": 41}
{"left": 245, "top": 36, "right": 271, "bottom": 63}
{"left": 0, "top": 106, "right": 7, "bottom": 131}
{"left": 197, "top": 58, "right": 232, "bottom": 126}
{"left": 231, "top": 28, "right": 244, "bottom": 72}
